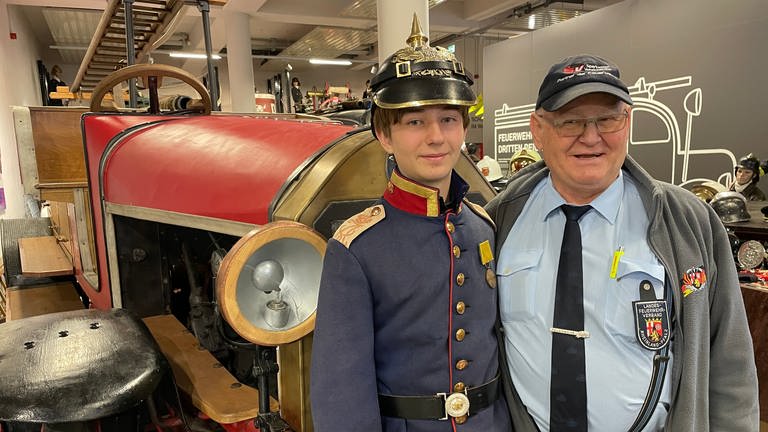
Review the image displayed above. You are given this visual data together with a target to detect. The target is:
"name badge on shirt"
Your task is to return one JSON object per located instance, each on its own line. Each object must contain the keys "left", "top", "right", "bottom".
{"left": 632, "top": 299, "right": 670, "bottom": 351}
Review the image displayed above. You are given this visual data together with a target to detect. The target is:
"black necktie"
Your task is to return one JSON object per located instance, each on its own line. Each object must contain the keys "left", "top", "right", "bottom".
{"left": 550, "top": 204, "right": 592, "bottom": 431}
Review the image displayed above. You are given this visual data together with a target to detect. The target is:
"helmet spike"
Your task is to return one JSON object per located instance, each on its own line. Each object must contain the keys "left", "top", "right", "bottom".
{"left": 406, "top": 13, "right": 429, "bottom": 48}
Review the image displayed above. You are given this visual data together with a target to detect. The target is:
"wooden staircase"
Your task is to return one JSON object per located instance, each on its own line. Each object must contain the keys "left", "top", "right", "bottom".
{"left": 71, "top": 0, "right": 225, "bottom": 94}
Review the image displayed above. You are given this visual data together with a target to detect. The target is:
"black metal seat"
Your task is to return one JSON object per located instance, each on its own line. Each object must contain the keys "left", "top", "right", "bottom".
{"left": 0, "top": 308, "right": 168, "bottom": 423}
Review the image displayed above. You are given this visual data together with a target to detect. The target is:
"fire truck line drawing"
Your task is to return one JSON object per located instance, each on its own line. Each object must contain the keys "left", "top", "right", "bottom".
{"left": 627, "top": 76, "right": 735, "bottom": 187}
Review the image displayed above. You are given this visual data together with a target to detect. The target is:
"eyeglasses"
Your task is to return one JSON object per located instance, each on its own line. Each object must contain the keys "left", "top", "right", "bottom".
{"left": 538, "top": 110, "right": 629, "bottom": 137}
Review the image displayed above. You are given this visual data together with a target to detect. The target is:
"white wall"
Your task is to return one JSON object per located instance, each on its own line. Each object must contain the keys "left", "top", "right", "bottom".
{"left": 0, "top": 2, "right": 46, "bottom": 218}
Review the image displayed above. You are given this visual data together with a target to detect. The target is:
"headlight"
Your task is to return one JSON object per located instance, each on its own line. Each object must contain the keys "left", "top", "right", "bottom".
{"left": 216, "top": 221, "right": 325, "bottom": 346}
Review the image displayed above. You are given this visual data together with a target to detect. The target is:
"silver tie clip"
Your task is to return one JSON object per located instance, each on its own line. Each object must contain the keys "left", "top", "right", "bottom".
{"left": 550, "top": 327, "right": 590, "bottom": 339}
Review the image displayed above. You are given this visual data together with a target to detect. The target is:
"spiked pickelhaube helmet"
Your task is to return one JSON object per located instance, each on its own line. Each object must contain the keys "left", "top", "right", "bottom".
{"left": 369, "top": 14, "right": 476, "bottom": 115}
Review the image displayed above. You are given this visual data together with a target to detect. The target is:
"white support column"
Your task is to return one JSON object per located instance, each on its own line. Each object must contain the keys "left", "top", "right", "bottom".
{"left": 224, "top": 11, "right": 256, "bottom": 113}
{"left": 376, "top": 0, "right": 429, "bottom": 64}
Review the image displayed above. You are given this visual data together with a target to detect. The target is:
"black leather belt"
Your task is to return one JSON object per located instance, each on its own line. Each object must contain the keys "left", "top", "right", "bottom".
{"left": 378, "top": 375, "right": 500, "bottom": 420}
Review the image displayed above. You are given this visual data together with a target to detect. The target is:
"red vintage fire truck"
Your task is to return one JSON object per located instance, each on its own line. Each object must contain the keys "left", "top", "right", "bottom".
{"left": 0, "top": 65, "right": 495, "bottom": 432}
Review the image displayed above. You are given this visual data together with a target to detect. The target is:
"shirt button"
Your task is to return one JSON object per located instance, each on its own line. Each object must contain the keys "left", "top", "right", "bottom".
{"left": 453, "top": 382, "right": 466, "bottom": 393}
{"left": 456, "top": 359, "right": 468, "bottom": 370}
{"left": 455, "top": 328, "right": 466, "bottom": 341}
{"left": 455, "top": 414, "right": 468, "bottom": 424}
{"left": 456, "top": 301, "right": 465, "bottom": 314}
{"left": 456, "top": 273, "right": 465, "bottom": 286}
{"left": 453, "top": 245, "right": 461, "bottom": 258}
{"left": 446, "top": 222, "right": 455, "bottom": 233}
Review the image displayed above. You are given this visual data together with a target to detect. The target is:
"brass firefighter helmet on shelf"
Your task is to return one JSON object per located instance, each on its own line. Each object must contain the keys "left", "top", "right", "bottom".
{"left": 508, "top": 148, "right": 542, "bottom": 175}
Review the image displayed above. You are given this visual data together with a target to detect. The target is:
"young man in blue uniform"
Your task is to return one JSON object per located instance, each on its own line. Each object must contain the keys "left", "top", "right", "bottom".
{"left": 310, "top": 15, "right": 511, "bottom": 432}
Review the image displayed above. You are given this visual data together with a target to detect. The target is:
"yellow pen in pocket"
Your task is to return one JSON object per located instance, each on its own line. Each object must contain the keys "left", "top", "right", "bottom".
{"left": 610, "top": 246, "right": 624, "bottom": 279}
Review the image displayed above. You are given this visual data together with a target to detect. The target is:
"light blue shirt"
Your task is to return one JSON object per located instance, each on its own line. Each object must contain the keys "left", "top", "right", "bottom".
{"left": 498, "top": 172, "right": 672, "bottom": 431}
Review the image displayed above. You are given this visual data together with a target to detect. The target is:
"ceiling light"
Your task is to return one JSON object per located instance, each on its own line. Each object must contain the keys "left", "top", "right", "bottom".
{"left": 309, "top": 58, "right": 352, "bottom": 66}
{"left": 169, "top": 52, "right": 222, "bottom": 60}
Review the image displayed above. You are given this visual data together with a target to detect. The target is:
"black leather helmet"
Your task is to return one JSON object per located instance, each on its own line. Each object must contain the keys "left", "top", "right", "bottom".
{"left": 370, "top": 14, "right": 476, "bottom": 111}
{"left": 734, "top": 153, "right": 761, "bottom": 184}
{"left": 710, "top": 191, "right": 751, "bottom": 223}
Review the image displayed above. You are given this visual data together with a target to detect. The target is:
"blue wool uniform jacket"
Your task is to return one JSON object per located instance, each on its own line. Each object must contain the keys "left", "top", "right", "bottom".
{"left": 310, "top": 170, "right": 511, "bottom": 432}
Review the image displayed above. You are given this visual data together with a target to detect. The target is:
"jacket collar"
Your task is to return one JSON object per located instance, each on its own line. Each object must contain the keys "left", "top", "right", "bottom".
{"left": 383, "top": 169, "right": 469, "bottom": 217}
{"left": 486, "top": 155, "right": 662, "bottom": 248}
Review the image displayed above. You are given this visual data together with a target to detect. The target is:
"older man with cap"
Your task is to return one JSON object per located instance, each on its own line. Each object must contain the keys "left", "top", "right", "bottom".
{"left": 485, "top": 54, "right": 758, "bottom": 431}
{"left": 310, "top": 15, "right": 511, "bottom": 432}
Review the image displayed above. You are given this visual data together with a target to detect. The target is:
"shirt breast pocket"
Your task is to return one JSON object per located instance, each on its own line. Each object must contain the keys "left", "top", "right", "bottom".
{"left": 498, "top": 249, "right": 543, "bottom": 322}
{"left": 604, "top": 257, "right": 666, "bottom": 342}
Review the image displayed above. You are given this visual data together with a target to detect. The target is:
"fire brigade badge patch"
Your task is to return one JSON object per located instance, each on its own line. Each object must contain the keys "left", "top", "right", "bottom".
{"left": 680, "top": 266, "right": 707, "bottom": 297}
{"left": 632, "top": 300, "right": 670, "bottom": 350}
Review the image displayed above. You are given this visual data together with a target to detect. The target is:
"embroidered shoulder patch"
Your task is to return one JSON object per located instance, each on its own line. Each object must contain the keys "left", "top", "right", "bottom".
{"left": 463, "top": 199, "right": 496, "bottom": 230}
{"left": 333, "top": 205, "right": 386, "bottom": 248}
{"left": 680, "top": 265, "right": 707, "bottom": 297}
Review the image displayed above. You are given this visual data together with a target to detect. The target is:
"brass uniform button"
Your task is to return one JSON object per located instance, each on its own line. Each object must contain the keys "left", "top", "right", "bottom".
{"left": 453, "top": 382, "right": 466, "bottom": 393}
{"left": 456, "top": 273, "right": 465, "bottom": 286}
{"left": 455, "top": 328, "right": 466, "bottom": 341}
{"left": 387, "top": 182, "right": 394, "bottom": 193}
{"left": 453, "top": 245, "right": 461, "bottom": 258}
{"left": 455, "top": 414, "right": 468, "bottom": 424}
{"left": 456, "top": 359, "right": 468, "bottom": 370}
{"left": 456, "top": 301, "right": 466, "bottom": 314}
{"left": 485, "top": 268, "right": 497, "bottom": 289}
{"left": 446, "top": 221, "right": 455, "bottom": 233}
{"left": 371, "top": 207, "right": 381, "bottom": 216}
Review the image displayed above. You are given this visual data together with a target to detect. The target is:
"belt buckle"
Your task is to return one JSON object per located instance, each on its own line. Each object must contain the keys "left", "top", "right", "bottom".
{"left": 436, "top": 391, "right": 470, "bottom": 420}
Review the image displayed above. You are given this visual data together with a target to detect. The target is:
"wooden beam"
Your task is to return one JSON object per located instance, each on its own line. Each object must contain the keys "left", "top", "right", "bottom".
{"left": 143, "top": 314, "right": 279, "bottom": 424}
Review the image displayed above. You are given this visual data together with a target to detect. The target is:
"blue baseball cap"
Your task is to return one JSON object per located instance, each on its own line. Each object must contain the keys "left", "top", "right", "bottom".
{"left": 536, "top": 54, "right": 632, "bottom": 111}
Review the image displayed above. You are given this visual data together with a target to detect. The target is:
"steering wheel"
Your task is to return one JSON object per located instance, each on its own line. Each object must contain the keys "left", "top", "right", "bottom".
{"left": 89, "top": 63, "right": 212, "bottom": 114}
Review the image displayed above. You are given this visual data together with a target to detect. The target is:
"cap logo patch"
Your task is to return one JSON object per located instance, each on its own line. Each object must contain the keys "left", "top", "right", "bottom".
{"left": 680, "top": 265, "right": 707, "bottom": 297}
{"left": 562, "top": 64, "right": 585, "bottom": 74}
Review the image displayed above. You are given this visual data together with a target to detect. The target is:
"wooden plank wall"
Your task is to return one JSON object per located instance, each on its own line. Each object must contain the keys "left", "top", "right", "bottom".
{"left": 28, "top": 107, "right": 89, "bottom": 203}
{"left": 29, "top": 107, "right": 87, "bottom": 185}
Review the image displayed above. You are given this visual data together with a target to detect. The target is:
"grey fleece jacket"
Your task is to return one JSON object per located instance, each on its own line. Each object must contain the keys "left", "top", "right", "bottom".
{"left": 485, "top": 155, "right": 758, "bottom": 431}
